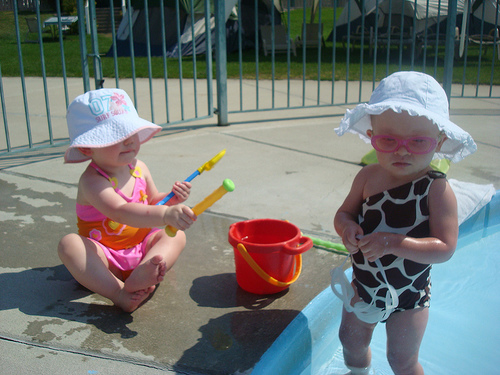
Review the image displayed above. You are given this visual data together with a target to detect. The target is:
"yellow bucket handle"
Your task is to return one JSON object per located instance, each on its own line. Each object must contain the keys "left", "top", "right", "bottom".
{"left": 236, "top": 243, "right": 302, "bottom": 287}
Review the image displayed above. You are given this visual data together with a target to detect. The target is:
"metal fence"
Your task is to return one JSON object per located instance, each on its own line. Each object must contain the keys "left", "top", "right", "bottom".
{"left": 1, "top": 0, "right": 499, "bottom": 156}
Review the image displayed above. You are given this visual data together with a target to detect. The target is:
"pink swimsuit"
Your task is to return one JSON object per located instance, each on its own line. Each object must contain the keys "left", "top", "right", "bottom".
{"left": 77, "top": 162, "right": 160, "bottom": 275}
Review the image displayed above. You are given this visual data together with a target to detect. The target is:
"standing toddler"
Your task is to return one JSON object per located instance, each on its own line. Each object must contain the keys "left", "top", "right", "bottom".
{"left": 332, "top": 72, "right": 476, "bottom": 374}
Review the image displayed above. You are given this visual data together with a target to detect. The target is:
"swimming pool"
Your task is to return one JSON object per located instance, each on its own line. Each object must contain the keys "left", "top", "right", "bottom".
{"left": 252, "top": 191, "right": 500, "bottom": 375}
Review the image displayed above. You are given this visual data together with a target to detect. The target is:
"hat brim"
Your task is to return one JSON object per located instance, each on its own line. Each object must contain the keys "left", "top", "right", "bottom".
{"left": 64, "top": 119, "right": 161, "bottom": 163}
{"left": 335, "top": 101, "right": 477, "bottom": 163}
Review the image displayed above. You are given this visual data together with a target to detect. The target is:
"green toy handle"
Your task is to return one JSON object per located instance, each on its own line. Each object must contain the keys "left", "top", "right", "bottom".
{"left": 305, "top": 235, "right": 348, "bottom": 253}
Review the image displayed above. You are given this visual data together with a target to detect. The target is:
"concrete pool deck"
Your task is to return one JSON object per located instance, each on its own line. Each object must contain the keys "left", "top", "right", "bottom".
{"left": 0, "top": 78, "right": 499, "bottom": 374}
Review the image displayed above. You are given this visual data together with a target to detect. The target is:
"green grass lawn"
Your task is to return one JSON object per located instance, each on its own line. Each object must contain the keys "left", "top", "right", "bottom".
{"left": 1, "top": 9, "right": 498, "bottom": 84}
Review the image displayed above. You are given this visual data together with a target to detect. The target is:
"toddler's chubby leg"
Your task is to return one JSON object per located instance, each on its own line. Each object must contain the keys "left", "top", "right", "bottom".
{"left": 385, "top": 307, "right": 428, "bottom": 375}
{"left": 58, "top": 233, "right": 153, "bottom": 312}
{"left": 339, "top": 306, "right": 377, "bottom": 371}
{"left": 124, "top": 230, "right": 186, "bottom": 293}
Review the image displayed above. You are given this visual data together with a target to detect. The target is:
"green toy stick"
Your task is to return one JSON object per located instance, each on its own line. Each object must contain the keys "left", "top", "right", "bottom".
{"left": 305, "top": 235, "right": 348, "bottom": 253}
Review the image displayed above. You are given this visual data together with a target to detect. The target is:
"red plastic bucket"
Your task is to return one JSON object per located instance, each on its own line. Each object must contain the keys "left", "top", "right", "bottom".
{"left": 228, "top": 219, "right": 313, "bottom": 295}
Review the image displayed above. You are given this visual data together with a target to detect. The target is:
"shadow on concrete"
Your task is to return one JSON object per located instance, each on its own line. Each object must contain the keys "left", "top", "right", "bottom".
{"left": 175, "top": 308, "right": 301, "bottom": 374}
{"left": 0, "top": 265, "right": 140, "bottom": 340}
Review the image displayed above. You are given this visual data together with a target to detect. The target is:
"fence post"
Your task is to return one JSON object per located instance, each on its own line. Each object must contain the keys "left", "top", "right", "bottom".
{"left": 214, "top": 0, "right": 228, "bottom": 126}
{"left": 76, "top": 0, "right": 90, "bottom": 92}
{"left": 443, "top": 0, "right": 458, "bottom": 100}
{"left": 87, "top": 0, "right": 104, "bottom": 89}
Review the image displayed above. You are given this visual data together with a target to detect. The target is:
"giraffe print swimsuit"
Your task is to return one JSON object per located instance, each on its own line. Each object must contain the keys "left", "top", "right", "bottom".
{"left": 352, "top": 171, "right": 446, "bottom": 321}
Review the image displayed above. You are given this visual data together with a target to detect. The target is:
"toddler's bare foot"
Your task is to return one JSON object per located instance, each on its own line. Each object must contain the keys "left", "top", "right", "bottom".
{"left": 124, "top": 255, "right": 166, "bottom": 293}
{"left": 115, "top": 286, "right": 155, "bottom": 312}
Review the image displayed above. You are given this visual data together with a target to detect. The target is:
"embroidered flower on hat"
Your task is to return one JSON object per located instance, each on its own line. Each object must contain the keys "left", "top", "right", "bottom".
{"left": 111, "top": 92, "right": 127, "bottom": 106}
{"left": 94, "top": 91, "right": 131, "bottom": 124}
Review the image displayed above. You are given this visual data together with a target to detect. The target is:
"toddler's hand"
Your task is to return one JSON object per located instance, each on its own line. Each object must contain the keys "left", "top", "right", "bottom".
{"left": 164, "top": 204, "right": 196, "bottom": 231}
{"left": 341, "top": 225, "right": 363, "bottom": 255}
{"left": 170, "top": 181, "right": 192, "bottom": 204}
{"left": 357, "top": 232, "right": 392, "bottom": 262}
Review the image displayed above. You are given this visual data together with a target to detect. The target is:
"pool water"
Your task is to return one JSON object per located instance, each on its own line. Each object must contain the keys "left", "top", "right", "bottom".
{"left": 318, "top": 230, "right": 500, "bottom": 375}
{"left": 252, "top": 193, "right": 500, "bottom": 375}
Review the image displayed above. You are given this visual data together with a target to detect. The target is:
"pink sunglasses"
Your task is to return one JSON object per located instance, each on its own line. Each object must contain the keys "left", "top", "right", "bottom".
{"left": 371, "top": 135, "right": 439, "bottom": 154}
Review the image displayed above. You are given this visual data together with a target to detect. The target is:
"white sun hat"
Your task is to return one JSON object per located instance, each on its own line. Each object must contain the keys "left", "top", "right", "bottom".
{"left": 335, "top": 71, "right": 477, "bottom": 162}
{"left": 64, "top": 88, "right": 162, "bottom": 163}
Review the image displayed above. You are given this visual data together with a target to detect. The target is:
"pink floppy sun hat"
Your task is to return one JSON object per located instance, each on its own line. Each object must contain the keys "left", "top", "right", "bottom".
{"left": 335, "top": 71, "right": 477, "bottom": 163}
{"left": 64, "top": 88, "right": 161, "bottom": 163}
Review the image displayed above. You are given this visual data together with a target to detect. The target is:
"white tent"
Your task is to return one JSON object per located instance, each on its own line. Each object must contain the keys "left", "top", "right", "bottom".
{"left": 377, "top": 0, "right": 466, "bottom": 34}
{"left": 376, "top": 0, "right": 498, "bottom": 34}
{"left": 331, "top": 0, "right": 491, "bottom": 39}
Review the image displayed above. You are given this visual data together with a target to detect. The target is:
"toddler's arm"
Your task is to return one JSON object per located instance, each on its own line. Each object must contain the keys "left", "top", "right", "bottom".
{"left": 90, "top": 187, "right": 196, "bottom": 230}
{"left": 79, "top": 162, "right": 196, "bottom": 230}
{"left": 140, "top": 162, "right": 191, "bottom": 205}
{"left": 334, "top": 170, "right": 366, "bottom": 254}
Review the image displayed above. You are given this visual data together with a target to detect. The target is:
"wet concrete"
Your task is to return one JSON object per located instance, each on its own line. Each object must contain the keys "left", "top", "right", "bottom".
{"left": 0, "top": 164, "right": 344, "bottom": 374}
